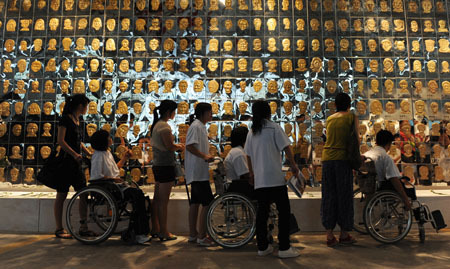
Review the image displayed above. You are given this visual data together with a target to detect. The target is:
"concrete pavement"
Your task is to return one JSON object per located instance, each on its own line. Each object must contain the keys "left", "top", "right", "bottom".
{"left": 0, "top": 231, "right": 449, "bottom": 269}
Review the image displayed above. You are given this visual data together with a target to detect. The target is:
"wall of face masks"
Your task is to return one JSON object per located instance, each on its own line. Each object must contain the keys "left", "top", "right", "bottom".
{"left": 0, "top": 0, "right": 449, "bottom": 185}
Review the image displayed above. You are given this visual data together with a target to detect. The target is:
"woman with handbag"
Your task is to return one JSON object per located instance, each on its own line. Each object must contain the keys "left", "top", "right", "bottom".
{"left": 54, "top": 94, "right": 91, "bottom": 239}
{"left": 150, "top": 100, "right": 184, "bottom": 241}
{"left": 321, "top": 93, "right": 360, "bottom": 247}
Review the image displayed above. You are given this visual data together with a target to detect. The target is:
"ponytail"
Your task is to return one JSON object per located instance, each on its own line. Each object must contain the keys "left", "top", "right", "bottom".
{"left": 150, "top": 108, "right": 160, "bottom": 136}
{"left": 251, "top": 100, "right": 271, "bottom": 135}
{"left": 150, "top": 100, "right": 177, "bottom": 135}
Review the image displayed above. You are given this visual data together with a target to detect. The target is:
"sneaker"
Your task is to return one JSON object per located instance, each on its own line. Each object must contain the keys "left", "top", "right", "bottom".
{"left": 197, "top": 237, "right": 214, "bottom": 247}
{"left": 188, "top": 236, "right": 197, "bottom": 243}
{"left": 257, "top": 244, "right": 274, "bottom": 256}
{"left": 278, "top": 247, "right": 300, "bottom": 259}
{"left": 135, "top": 234, "right": 151, "bottom": 244}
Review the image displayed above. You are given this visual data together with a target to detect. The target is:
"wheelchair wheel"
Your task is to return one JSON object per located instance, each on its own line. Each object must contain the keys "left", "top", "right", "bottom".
{"left": 353, "top": 188, "right": 368, "bottom": 234}
{"left": 364, "top": 191, "right": 412, "bottom": 244}
{"left": 419, "top": 224, "right": 425, "bottom": 243}
{"left": 66, "top": 186, "right": 119, "bottom": 245}
{"left": 206, "top": 192, "right": 256, "bottom": 248}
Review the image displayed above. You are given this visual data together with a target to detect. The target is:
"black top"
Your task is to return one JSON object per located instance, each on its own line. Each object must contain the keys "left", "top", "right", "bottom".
{"left": 58, "top": 114, "right": 82, "bottom": 154}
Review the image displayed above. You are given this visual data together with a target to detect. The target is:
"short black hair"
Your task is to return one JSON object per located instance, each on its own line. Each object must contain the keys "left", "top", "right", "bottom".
{"left": 230, "top": 126, "right": 249, "bottom": 148}
{"left": 376, "top": 130, "right": 395, "bottom": 147}
{"left": 90, "top": 130, "right": 110, "bottom": 151}
{"left": 335, "top": 92, "right": 351, "bottom": 112}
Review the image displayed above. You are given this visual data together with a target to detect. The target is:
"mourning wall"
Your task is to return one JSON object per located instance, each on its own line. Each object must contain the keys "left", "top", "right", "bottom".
{"left": 0, "top": 0, "right": 449, "bottom": 185}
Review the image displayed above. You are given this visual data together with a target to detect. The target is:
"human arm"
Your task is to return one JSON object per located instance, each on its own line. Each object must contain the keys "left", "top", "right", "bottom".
{"left": 185, "top": 124, "right": 214, "bottom": 162}
{"left": 246, "top": 156, "right": 254, "bottom": 186}
{"left": 231, "top": 153, "right": 253, "bottom": 184}
{"left": 81, "top": 143, "right": 92, "bottom": 156}
{"left": 389, "top": 177, "right": 412, "bottom": 210}
{"left": 104, "top": 151, "right": 131, "bottom": 183}
{"left": 161, "top": 128, "right": 184, "bottom": 152}
{"left": 117, "top": 149, "right": 131, "bottom": 169}
{"left": 186, "top": 144, "right": 214, "bottom": 162}
{"left": 57, "top": 126, "right": 82, "bottom": 162}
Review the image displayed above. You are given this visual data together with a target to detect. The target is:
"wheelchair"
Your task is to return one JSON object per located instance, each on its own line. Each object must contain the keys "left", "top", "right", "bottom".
{"left": 206, "top": 158, "right": 291, "bottom": 248}
{"left": 353, "top": 161, "right": 446, "bottom": 244}
{"left": 66, "top": 179, "right": 150, "bottom": 245}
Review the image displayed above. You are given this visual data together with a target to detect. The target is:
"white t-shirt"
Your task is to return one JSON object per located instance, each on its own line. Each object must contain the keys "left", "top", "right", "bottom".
{"left": 184, "top": 119, "right": 210, "bottom": 184}
{"left": 244, "top": 120, "right": 291, "bottom": 189}
{"left": 363, "top": 145, "right": 402, "bottom": 182}
{"left": 224, "top": 146, "right": 249, "bottom": 181}
{"left": 90, "top": 150, "right": 120, "bottom": 180}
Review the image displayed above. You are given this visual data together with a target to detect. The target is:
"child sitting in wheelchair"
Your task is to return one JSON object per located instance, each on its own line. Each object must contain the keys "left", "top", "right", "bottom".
{"left": 224, "top": 126, "right": 254, "bottom": 199}
{"left": 90, "top": 130, "right": 151, "bottom": 244}
{"left": 362, "top": 130, "right": 412, "bottom": 210}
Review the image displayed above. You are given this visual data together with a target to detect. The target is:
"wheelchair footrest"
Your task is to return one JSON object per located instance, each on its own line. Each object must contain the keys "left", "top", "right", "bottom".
{"left": 431, "top": 210, "right": 447, "bottom": 231}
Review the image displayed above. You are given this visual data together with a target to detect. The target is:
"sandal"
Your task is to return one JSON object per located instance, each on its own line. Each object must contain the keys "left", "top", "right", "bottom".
{"left": 326, "top": 236, "right": 338, "bottom": 247}
{"left": 158, "top": 233, "right": 177, "bottom": 242}
{"left": 55, "top": 228, "right": 73, "bottom": 239}
{"left": 339, "top": 235, "right": 357, "bottom": 245}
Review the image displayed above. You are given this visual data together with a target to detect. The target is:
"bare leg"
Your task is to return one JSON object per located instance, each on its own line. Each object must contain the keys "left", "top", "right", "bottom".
{"left": 197, "top": 205, "right": 209, "bottom": 239}
{"left": 150, "top": 183, "right": 160, "bottom": 235}
{"left": 189, "top": 204, "right": 200, "bottom": 238}
{"left": 54, "top": 192, "right": 68, "bottom": 230}
{"left": 157, "top": 181, "right": 175, "bottom": 236}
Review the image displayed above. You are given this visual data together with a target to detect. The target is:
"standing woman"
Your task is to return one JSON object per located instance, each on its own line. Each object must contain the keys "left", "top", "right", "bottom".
{"left": 185, "top": 103, "right": 215, "bottom": 246}
{"left": 150, "top": 100, "right": 184, "bottom": 241}
{"left": 54, "top": 94, "right": 91, "bottom": 238}
{"left": 321, "top": 92, "right": 359, "bottom": 247}
{"left": 244, "top": 100, "right": 300, "bottom": 258}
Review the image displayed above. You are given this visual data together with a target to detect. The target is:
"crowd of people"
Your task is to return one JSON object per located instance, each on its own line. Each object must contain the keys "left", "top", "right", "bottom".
{"left": 50, "top": 92, "right": 425, "bottom": 258}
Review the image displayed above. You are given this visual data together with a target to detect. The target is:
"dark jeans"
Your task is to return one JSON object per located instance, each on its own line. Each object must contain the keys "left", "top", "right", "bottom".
{"left": 320, "top": 160, "right": 353, "bottom": 231}
{"left": 124, "top": 188, "right": 149, "bottom": 235}
{"left": 255, "top": 186, "right": 291, "bottom": 251}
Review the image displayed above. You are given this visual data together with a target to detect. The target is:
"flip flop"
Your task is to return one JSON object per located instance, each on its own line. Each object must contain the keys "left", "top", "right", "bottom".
{"left": 55, "top": 228, "right": 73, "bottom": 239}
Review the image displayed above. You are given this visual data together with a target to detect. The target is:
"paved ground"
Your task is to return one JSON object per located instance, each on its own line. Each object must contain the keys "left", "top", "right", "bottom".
{"left": 0, "top": 231, "right": 449, "bottom": 269}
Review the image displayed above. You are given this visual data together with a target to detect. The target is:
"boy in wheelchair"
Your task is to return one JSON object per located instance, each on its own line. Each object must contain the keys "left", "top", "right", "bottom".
{"left": 90, "top": 130, "right": 151, "bottom": 244}
{"left": 224, "top": 126, "right": 255, "bottom": 199}
{"left": 362, "top": 130, "right": 412, "bottom": 210}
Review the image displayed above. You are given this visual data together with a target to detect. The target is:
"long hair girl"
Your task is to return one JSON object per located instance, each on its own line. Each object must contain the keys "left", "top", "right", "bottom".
{"left": 251, "top": 100, "right": 271, "bottom": 134}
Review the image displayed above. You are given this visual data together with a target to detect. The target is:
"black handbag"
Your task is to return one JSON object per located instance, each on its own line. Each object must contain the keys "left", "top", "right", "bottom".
{"left": 36, "top": 150, "right": 66, "bottom": 189}
{"left": 347, "top": 113, "right": 362, "bottom": 170}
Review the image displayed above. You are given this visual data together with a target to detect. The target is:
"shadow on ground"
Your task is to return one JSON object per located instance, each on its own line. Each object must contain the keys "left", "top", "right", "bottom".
{"left": 0, "top": 232, "right": 449, "bottom": 269}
